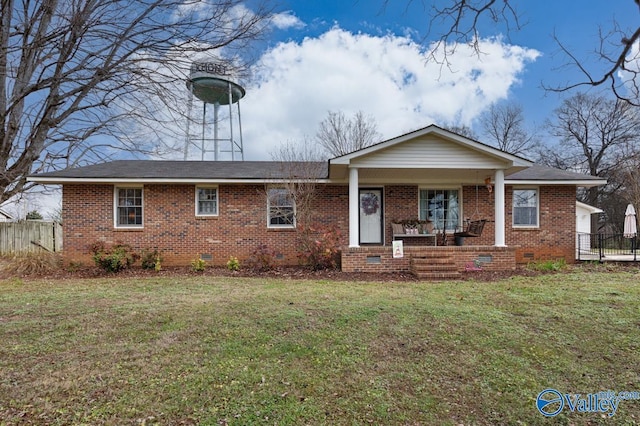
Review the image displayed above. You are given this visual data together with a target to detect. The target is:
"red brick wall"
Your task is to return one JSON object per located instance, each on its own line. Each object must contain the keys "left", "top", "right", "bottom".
{"left": 62, "top": 183, "right": 576, "bottom": 267}
{"left": 507, "top": 185, "right": 577, "bottom": 263}
{"left": 62, "top": 183, "right": 349, "bottom": 266}
{"left": 460, "top": 184, "right": 494, "bottom": 246}
{"left": 384, "top": 185, "right": 419, "bottom": 243}
{"left": 459, "top": 184, "right": 576, "bottom": 263}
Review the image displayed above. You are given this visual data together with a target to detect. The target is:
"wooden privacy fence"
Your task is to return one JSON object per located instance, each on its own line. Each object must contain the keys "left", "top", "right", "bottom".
{"left": 0, "top": 221, "right": 63, "bottom": 254}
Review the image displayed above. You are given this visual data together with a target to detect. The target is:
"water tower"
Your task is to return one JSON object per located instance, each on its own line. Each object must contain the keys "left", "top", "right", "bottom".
{"left": 185, "top": 62, "right": 245, "bottom": 160}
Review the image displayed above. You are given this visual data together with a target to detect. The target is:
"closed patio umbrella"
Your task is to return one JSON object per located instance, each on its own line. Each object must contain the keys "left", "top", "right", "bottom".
{"left": 624, "top": 204, "right": 637, "bottom": 238}
{"left": 624, "top": 204, "right": 637, "bottom": 255}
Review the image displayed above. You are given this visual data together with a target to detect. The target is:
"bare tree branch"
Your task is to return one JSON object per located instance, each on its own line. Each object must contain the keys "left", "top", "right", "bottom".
{"left": 479, "top": 102, "right": 538, "bottom": 156}
{"left": 1, "top": 0, "right": 275, "bottom": 204}
{"left": 538, "top": 92, "right": 640, "bottom": 230}
{"left": 413, "top": 0, "right": 522, "bottom": 67}
{"left": 316, "top": 110, "right": 382, "bottom": 157}
{"left": 394, "top": 0, "right": 640, "bottom": 104}
{"left": 443, "top": 124, "right": 478, "bottom": 140}
{"left": 544, "top": 22, "right": 640, "bottom": 106}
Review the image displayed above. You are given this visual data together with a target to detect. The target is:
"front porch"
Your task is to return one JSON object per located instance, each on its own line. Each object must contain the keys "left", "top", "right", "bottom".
{"left": 341, "top": 245, "right": 516, "bottom": 279}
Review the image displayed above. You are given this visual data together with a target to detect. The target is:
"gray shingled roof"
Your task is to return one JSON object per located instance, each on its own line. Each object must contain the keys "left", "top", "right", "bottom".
{"left": 506, "top": 164, "right": 605, "bottom": 182}
{"left": 28, "top": 160, "right": 604, "bottom": 184}
{"left": 30, "top": 160, "right": 329, "bottom": 180}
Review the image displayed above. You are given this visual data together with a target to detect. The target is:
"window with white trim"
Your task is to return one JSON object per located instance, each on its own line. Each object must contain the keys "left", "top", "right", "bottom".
{"left": 267, "top": 188, "right": 295, "bottom": 227}
{"left": 419, "top": 189, "right": 460, "bottom": 231}
{"left": 513, "top": 188, "right": 538, "bottom": 227}
{"left": 196, "top": 187, "right": 218, "bottom": 216}
{"left": 115, "top": 187, "right": 143, "bottom": 227}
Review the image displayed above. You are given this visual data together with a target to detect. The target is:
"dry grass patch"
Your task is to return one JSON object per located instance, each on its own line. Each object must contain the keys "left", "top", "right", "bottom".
{"left": 0, "top": 252, "right": 62, "bottom": 276}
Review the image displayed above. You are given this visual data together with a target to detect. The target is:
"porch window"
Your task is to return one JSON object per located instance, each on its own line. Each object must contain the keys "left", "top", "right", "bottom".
{"left": 513, "top": 188, "right": 538, "bottom": 227}
{"left": 267, "top": 188, "right": 295, "bottom": 228}
{"left": 115, "top": 187, "right": 143, "bottom": 227}
{"left": 419, "top": 189, "right": 459, "bottom": 231}
{"left": 196, "top": 187, "right": 218, "bottom": 216}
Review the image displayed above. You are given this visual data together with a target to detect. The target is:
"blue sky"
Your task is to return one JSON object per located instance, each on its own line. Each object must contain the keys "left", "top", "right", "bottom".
{"left": 226, "top": 1, "right": 639, "bottom": 159}
{"left": 279, "top": 1, "right": 636, "bottom": 111}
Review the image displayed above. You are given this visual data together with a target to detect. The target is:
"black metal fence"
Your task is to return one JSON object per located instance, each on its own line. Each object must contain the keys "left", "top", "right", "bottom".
{"left": 577, "top": 232, "right": 638, "bottom": 261}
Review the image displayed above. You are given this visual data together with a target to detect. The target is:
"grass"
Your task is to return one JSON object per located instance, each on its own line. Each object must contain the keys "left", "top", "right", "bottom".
{"left": 1, "top": 271, "right": 640, "bottom": 425}
{"left": 527, "top": 258, "right": 567, "bottom": 271}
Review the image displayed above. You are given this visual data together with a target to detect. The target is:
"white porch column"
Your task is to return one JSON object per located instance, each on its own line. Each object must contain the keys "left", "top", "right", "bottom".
{"left": 494, "top": 169, "right": 506, "bottom": 247}
{"left": 348, "top": 167, "right": 360, "bottom": 247}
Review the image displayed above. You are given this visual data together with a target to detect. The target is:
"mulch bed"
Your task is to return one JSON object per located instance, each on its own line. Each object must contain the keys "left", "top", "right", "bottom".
{"left": 3, "top": 252, "right": 637, "bottom": 282}
{"left": 0, "top": 259, "right": 561, "bottom": 282}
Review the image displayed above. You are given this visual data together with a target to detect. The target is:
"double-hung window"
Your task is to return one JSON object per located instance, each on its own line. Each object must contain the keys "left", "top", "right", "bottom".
{"left": 196, "top": 187, "right": 218, "bottom": 216}
{"left": 115, "top": 187, "right": 143, "bottom": 228}
{"left": 267, "top": 188, "right": 295, "bottom": 227}
{"left": 419, "top": 189, "right": 460, "bottom": 231}
{"left": 513, "top": 188, "right": 538, "bottom": 227}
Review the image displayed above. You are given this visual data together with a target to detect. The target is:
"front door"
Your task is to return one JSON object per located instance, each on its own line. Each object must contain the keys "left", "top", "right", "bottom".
{"left": 359, "top": 188, "right": 383, "bottom": 244}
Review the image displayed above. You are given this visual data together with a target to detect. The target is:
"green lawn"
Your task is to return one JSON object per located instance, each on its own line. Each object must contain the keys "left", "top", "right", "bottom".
{"left": 1, "top": 271, "right": 640, "bottom": 425}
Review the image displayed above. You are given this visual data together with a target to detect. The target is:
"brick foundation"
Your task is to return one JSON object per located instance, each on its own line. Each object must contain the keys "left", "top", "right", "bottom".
{"left": 341, "top": 245, "right": 516, "bottom": 273}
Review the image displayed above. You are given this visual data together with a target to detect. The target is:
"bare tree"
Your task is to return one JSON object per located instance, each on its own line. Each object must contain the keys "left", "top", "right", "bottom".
{"left": 316, "top": 111, "right": 382, "bottom": 157}
{"left": 269, "top": 138, "right": 325, "bottom": 229}
{"left": 421, "top": 0, "right": 521, "bottom": 65}
{"left": 389, "top": 0, "right": 640, "bottom": 105}
{"left": 612, "top": 154, "right": 640, "bottom": 231}
{"left": 444, "top": 124, "right": 478, "bottom": 140}
{"left": 479, "top": 102, "right": 538, "bottom": 156}
{"left": 268, "top": 139, "right": 340, "bottom": 270}
{"left": 539, "top": 92, "right": 640, "bottom": 230}
{"left": 1, "top": 0, "right": 275, "bottom": 204}
{"left": 543, "top": 93, "right": 640, "bottom": 182}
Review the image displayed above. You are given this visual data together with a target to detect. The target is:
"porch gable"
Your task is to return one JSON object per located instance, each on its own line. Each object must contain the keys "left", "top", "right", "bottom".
{"left": 350, "top": 135, "right": 511, "bottom": 170}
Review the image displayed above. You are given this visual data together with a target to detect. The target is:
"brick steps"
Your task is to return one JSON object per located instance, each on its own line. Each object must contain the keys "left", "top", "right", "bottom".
{"left": 410, "top": 252, "right": 461, "bottom": 280}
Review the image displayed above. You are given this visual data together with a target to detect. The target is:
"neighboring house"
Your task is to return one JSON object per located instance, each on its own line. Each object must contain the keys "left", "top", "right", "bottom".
{"left": 28, "top": 125, "right": 606, "bottom": 276}
{"left": 575, "top": 201, "right": 604, "bottom": 258}
{"left": 0, "top": 209, "right": 13, "bottom": 222}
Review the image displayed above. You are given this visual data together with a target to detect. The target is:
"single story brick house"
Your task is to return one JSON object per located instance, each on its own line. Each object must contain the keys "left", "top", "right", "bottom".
{"left": 29, "top": 125, "right": 605, "bottom": 277}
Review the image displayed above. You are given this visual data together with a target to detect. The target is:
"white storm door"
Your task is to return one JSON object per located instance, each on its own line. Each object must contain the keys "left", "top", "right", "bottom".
{"left": 359, "top": 188, "right": 383, "bottom": 244}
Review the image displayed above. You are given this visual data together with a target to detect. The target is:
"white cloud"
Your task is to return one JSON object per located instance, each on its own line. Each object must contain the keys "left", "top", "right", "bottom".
{"left": 239, "top": 27, "right": 540, "bottom": 160}
{"left": 270, "top": 11, "right": 305, "bottom": 30}
{"left": 617, "top": 39, "right": 640, "bottom": 102}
